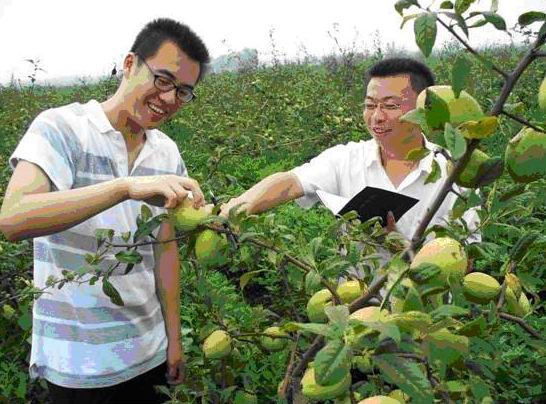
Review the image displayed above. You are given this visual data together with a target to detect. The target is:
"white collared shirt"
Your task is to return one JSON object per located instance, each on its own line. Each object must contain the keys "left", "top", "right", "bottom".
{"left": 291, "top": 137, "right": 480, "bottom": 243}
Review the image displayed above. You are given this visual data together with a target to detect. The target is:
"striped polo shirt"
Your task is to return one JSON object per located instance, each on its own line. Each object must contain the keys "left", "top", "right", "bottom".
{"left": 9, "top": 99, "right": 186, "bottom": 388}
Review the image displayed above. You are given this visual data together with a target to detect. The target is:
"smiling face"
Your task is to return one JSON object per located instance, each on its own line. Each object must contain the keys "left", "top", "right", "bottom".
{"left": 363, "top": 74, "right": 420, "bottom": 149}
{"left": 122, "top": 40, "right": 200, "bottom": 131}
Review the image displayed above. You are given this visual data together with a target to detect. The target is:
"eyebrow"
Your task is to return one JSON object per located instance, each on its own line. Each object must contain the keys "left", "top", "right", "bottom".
{"left": 155, "top": 68, "right": 195, "bottom": 90}
{"left": 365, "top": 96, "right": 402, "bottom": 101}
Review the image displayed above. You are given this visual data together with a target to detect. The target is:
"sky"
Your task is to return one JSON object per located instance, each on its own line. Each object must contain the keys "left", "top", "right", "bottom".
{"left": 1, "top": 0, "right": 545, "bottom": 85}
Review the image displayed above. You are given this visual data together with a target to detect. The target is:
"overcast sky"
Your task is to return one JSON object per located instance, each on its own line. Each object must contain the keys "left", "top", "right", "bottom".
{"left": 1, "top": 0, "right": 545, "bottom": 85}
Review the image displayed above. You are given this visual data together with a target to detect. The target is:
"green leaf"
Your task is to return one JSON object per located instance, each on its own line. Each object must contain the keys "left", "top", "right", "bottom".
{"left": 395, "top": 0, "right": 420, "bottom": 16}
{"left": 140, "top": 204, "right": 153, "bottom": 222}
{"left": 400, "top": 107, "right": 431, "bottom": 136}
{"left": 422, "top": 329, "right": 468, "bottom": 365}
{"left": 489, "top": 0, "right": 498, "bottom": 12}
{"left": 314, "top": 340, "right": 352, "bottom": 386}
{"left": 425, "top": 159, "right": 441, "bottom": 185}
{"left": 498, "top": 184, "right": 527, "bottom": 202}
{"left": 430, "top": 305, "right": 470, "bottom": 321}
{"left": 282, "top": 322, "right": 334, "bottom": 338}
{"left": 455, "top": 0, "right": 475, "bottom": 15}
{"left": 409, "top": 262, "right": 441, "bottom": 284}
{"left": 239, "top": 269, "right": 266, "bottom": 291}
{"left": 324, "top": 305, "right": 349, "bottom": 328}
{"left": 518, "top": 11, "right": 546, "bottom": 26}
{"left": 444, "top": 123, "right": 466, "bottom": 160}
{"left": 451, "top": 55, "right": 472, "bottom": 98}
{"left": 133, "top": 214, "right": 168, "bottom": 242}
{"left": 414, "top": 12, "right": 437, "bottom": 57}
{"left": 402, "top": 286, "right": 425, "bottom": 312}
{"left": 400, "top": 13, "right": 421, "bottom": 29}
{"left": 456, "top": 316, "right": 486, "bottom": 337}
{"left": 440, "top": 1, "right": 453, "bottom": 9}
{"left": 94, "top": 228, "right": 114, "bottom": 249}
{"left": 375, "top": 354, "right": 434, "bottom": 402}
{"left": 102, "top": 278, "right": 124, "bottom": 306}
{"left": 481, "top": 11, "right": 506, "bottom": 30}
{"left": 405, "top": 147, "right": 431, "bottom": 162}
{"left": 510, "top": 230, "right": 539, "bottom": 262}
{"left": 115, "top": 250, "right": 143, "bottom": 264}
{"left": 121, "top": 231, "right": 131, "bottom": 242}
{"left": 425, "top": 89, "right": 451, "bottom": 129}
{"left": 305, "top": 270, "right": 322, "bottom": 292}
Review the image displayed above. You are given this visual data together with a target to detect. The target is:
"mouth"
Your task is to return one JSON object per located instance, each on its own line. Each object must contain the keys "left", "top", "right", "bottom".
{"left": 372, "top": 127, "right": 392, "bottom": 136}
{"left": 147, "top": 102, "right": 167, "bottom": 117}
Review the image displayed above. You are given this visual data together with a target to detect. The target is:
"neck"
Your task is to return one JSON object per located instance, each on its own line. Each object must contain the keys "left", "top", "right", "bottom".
{"left": 101, "top": 95, "right": 145, "bottom": 142}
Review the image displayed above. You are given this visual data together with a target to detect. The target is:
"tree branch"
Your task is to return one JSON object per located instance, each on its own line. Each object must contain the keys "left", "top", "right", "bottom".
{"left": 498, "top": 311, "right": 543, "bottom": 339}
{"left": 501, "top": 109, "right": 546, "bottom": 133}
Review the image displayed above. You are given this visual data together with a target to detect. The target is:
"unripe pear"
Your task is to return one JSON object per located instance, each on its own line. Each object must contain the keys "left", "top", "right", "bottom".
{"left": 505, "top": 127, "right": 546, "bottom": 183}
{"left": 505, "top": 273, "right": 522, "bottom": 299}
{"left": 203, "top": 330, "right": 232, "bottom": 359}
{"left": 357, "top": 396, "right": 400, "bottom": 404}
{"left": 260, "top": 326, "right": 288, "bottom": 351}
{"left": 169, "top": 197, "right": 209, "bottom": 231}
{"left": 462, "top": 272, "right": 501, "bottom": 304}
{"left": 306, "top": 289, "right": 333, "bottom": 323}
{"left": 416, "top": 85, "right": 484, "bottom": 127}
{"left": 448, "top": 149, "right": 490, "bottom": 188}
{"left": 410, "top": 237, "right": 467, "bottom": 287}
{"left": 337, "top": 280, "right": 367, "bottom": 304}
{"left": 301, "top": 367, "right": 351, "bottom": 401}
{"left": 539, "top": 75, "right": 546, "bottom": 111}
{"left": 195, "top": 229, "right": 229, "bottom": 268}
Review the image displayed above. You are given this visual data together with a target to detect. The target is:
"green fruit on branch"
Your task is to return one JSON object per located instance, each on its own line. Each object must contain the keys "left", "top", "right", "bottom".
{"left": 260, "top": 326, "right": 288, "bottom": 351}
{"left": 357, "top": 396, "right": 401, "bottom": 404}
{"left": 462, "top": 272, "right": 501, "bottom": 304}
{"left": 233, "top": 391, "right": 258, "bottom": 404}
{"left": 448, "top": 149, "right": 490, "bottom": 188}
{"left": 195, "top": 229, "right": 229, "bottom": 268}
{"left": 505, "top": 273, "right": 522, "bottom": 299}
{"left": 505, "top": 127, "right": 546, "bottom": 183}
{"left": 410, "top": 237, "right": 467, "bottom": 287}
{"left": 386, "top": 311, "right": 433, "bottom": 333}
{"left": 350, "top": 306, "right": 388, "bottom": 322}
{"left": 539, "top": 75, "right": 546, "bottom": 111}
{"left": 416, "top": 85, "right": 484, "bottom": 127}
{"left": 337, "top": 280, "right": 367, "bottom": 304}
{"left": 203, "top": 330, "right": 232, "bottom": 359}
{"left": 301, "top": 367, "right": 351, "bottom": 401}
{"left": 307, "top": 289, "right": 333, "bottom": 323}
{"left": 169, "top": 197, "right": 209, "bottom": 231}
{"left": 518, "top": 293, "right": 531, "bottom": 316}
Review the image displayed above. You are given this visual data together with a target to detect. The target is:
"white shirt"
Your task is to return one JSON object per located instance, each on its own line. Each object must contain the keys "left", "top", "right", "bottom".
{"left": 9, "top": 100, "right": 186, "bottom": 388}
{"left": 291, "top": 137, "right": 480, "bottom": 243}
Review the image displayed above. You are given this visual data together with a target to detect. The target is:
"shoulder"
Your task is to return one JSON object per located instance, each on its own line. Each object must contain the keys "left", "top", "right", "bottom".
{"left": 147, "top": 129, "right": 180, "bottom": 155}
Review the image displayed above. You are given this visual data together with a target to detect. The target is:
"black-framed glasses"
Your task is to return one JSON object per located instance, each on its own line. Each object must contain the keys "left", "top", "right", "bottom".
{"left": 136, "top": 54, "right": 196, "bottom": 103}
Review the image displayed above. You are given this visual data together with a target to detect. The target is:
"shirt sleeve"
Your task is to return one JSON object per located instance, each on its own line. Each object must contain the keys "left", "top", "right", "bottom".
{"left": 290, "top": 144, "right": 346, "bottom": 209}
{"left": 9, "top": 110, "right": 78, "bottom": 191}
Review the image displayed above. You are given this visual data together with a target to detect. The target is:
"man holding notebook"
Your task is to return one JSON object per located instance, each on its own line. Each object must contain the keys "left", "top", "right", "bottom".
{"left": 220, "top": 57, "right": 479, "bottom": 244}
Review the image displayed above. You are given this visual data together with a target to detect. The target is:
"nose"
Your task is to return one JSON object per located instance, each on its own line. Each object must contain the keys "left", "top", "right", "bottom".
{"left": 370, "top": 105, "right": 386, "bottom": 124}
{"left": 158, "top": 88, "right": 179, "bottom": 105}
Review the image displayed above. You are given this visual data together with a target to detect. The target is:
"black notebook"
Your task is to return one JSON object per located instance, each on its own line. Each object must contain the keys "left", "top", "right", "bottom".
{"left": 316, "top": 187, "right": 419, "bottom": 225}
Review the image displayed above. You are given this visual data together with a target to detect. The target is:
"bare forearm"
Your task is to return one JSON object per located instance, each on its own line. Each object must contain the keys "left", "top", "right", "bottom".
{"left": 0, "top": 178, "right": 128, "bottom": 241}
{"left": 227, "top": 171, "right": 304, "bottom": 215}
{"left": 155, "top": 244, "right": 182, "bottom": 343}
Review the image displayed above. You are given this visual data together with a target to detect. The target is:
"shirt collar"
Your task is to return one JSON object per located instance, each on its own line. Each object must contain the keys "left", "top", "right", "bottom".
{"left": 366, "top": 133, "right": 439, "bottom": 174}
{"left": 86, "top": 99, "right": 157, "bottom": 148}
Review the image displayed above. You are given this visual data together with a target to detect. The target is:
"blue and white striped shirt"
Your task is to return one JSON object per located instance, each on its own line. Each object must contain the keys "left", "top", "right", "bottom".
{"left": 9, "top": 99, "right": 186, "bottom": 388}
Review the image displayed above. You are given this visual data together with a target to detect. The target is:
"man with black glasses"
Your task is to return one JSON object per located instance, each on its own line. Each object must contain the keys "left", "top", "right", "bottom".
{"left": 0, "top": 18, "right": 209, "bottom": 403}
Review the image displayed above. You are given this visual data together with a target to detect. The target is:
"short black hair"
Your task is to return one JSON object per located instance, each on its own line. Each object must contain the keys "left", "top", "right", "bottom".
{"left": 365, "top": 57, "right": 435, "bottom": 95}
{"left": 130, "top": 18, "right": 210, "bottom": 83}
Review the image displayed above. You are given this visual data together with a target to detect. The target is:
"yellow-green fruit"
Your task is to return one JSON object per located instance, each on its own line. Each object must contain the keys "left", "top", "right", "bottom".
{"left": 504, "top": 286, "right": 520, "bottom": 315}
{"left": 388, "top": 389, "right": 409, "bottom": 403}
{"left": 261, "top": 326, "right": 288, "bottom": 351}
{"left": 337, "top": 280, "right": 366, "bottom": 304}
{"left": 505, "top": 127, "right": 546, "bottom": 183}
{"left": 350, "top": 306, "right": 387, "bottom": 322}
{"left": 386, "top": 311, "right": 433, "bottom": 333}
{"left": 416, "top": 85, "right": 484, "bottom": 127}
{"left": 462, "top": 272, "right": 501, "bottom": 304}
{"left": 301, "top": 367, "right": 351, "bottom": 401}
{"left": 448, "top": 149, "right": 490, "bottom": 188}
{"left": 195, "top": 229, "right": 229, "bottom": 268}
{"left": 233, "top": 391, "right": 258, "bottom": 404}
{"left": 358, "top": 396, "right": 400, "bottom": 404}
{"left": 170, "top": 197, "right": 209, "bottom": 231}
{"left": 410, "top": 237, "right": 467, "bottom": 286}
{"left": 518, "top": 293, "right": 531, "bottom": 316}
{"left": 538, "top": 75, "right": 546, "bottom": 111}
{"left": 203, "top": 330, "right": 232, "bottom": 359}
{"left": 307, "top": 289, "right": 333, "bottom": 323}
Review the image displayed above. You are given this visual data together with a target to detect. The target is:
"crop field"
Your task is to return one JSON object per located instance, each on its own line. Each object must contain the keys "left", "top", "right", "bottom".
{"left": 1, "top": 5, "right": 546, "bottom": 403}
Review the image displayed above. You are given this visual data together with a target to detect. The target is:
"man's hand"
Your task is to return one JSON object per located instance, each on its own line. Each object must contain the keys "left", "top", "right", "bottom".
{"left": 385, "top": 211, "right": 398, "bottom": 234}
{"left": 219, "top": 198, "right": 246, "bottom": 219}
{"left": 166, "top": 340, "right": 185, "bottom": 386}
{"left": 124, "top": 175, "right": 205, "bottom": 209}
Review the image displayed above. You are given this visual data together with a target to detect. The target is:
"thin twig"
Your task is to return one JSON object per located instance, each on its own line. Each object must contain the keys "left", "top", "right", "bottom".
{"left": 501, "top": 109, "right": 546, "bottom": 133}
{"left": 497, "top": 311, "right": 543, "bottom": 339}
{"left": 496, "top": 281, "right": 507, "bottom": 310}
{"left": 279, "top": 332, "right": 300, "bottom": 401}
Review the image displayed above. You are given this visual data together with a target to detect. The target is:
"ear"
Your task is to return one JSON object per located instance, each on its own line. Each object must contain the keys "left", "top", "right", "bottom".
{"left": 123, "top": 53, "right": 137, "bottom": 78}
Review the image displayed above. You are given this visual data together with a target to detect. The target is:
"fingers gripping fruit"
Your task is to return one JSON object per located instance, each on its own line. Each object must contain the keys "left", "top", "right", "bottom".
{"left": 169, "top": 197, "right": 209, "bottom": 231}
